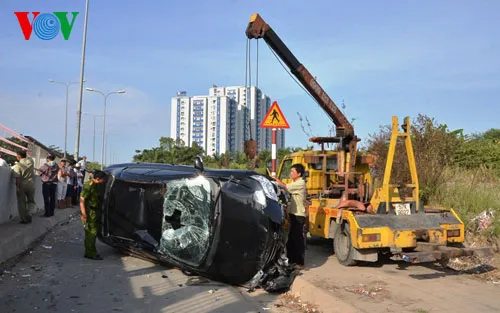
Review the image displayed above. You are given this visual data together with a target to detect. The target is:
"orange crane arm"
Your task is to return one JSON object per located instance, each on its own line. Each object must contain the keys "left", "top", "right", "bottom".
{"left": 245, "top": 13, "right": 355, "bottom": 147}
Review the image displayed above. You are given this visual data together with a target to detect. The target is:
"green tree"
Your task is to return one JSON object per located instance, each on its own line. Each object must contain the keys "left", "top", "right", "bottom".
{"left": 0, "top": 137, "right": 28, "bottom": 165}
{"left": 258, "top": 149, "right": 271, "bottom": 167}
{"left": 453, "top": 128, "right": 500, "bottom": 172}
{"left": 133, "top": 137, "right": 205, "bottom": 165}
{"left": 219, "top": 153, "right": 231, "bottom": 168}
{"left": 478, "top": 128, "right": 500, "bottom": 142}
{"left": 277, "top": 147, "right": 292, "bottom": 165}
{"left": 366, "top": 114, "right": 462, "bottom": 203}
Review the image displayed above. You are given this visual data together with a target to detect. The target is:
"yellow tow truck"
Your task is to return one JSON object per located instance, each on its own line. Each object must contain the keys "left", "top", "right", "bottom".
{"left": 246, "top": 13, "right": 493, "bottom": 265}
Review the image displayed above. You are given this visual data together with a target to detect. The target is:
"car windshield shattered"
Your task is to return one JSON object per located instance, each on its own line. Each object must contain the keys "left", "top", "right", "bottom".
{"left": 160, "top": 176, "right": 211, "bottom": 266}
{"left": 98, "top": 161, "right": 298, "bottom": 292}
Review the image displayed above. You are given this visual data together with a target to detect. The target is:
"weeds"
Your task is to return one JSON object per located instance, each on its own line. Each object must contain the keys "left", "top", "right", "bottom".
{"left": 431, "top": 167, "right": 500, "bottom": 237}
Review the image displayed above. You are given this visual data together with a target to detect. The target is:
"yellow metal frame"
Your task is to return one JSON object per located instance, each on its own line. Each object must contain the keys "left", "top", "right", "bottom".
{"left": 307, "top": 198, "right": 464, "bottom": 250}
{"left": 370, "top": 116, "right": 420, "bottom": 212}
{"left": 276, "top": 150, "right": 372, "bottom": 197}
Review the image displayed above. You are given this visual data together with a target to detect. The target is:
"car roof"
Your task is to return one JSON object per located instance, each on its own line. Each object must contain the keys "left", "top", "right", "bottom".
{"left": 104, "top": 162, "right": 262, "bottom": 181}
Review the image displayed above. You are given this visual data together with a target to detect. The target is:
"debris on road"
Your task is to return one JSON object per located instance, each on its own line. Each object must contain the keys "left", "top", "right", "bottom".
{"left": 40, "top": 245, "right": 52, "bottom": 249}
{"left": 470, "top": 209, "right": 495, "bottom": 232}
{"left": 447, "top": 254, "right": 500, "bottom": 283}
{"left": 344, "top": 281, "right": 389, "bottom": 299}
{"left": 277, "top": 292, "right": 320, "bottom": 313}
{"left": 448, "top": 256, "right": 494, "bottom": 273}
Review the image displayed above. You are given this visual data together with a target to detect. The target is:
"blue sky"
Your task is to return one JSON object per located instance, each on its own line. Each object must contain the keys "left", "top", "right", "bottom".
{"left": 1, "top": 0, "right": 498, "bottom": 164}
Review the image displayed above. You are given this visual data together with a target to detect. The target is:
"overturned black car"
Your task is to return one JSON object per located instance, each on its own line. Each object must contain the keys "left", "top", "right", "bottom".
{"left": 97, "top": 159, "right": 298, "bottom": 292}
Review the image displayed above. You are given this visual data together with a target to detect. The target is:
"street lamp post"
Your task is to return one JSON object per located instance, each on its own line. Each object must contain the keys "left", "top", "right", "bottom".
{"left": 74, "top": 0, "right": 90, "bottom": 162}
{"left": 85, "top": 88, "right": 126, "bottom": 169}
{"left": 48, "top": 79, "right": 81, "bottom": 159}
{"left": 91, "top": 114, "right": 104, "bottom": 162}
{"left": 82, "top": 112, "right": 103, "bottom": 163}
{"left": 93, "top": 115, "right": 97, "bottom": 162}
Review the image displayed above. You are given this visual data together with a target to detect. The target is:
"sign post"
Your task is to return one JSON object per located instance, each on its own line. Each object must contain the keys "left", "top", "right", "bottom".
{"left": 271, "top": 128, "right": 277, "bottom": 175}
{"left": 260, "top": 101, "right": 290, "bottom": 177}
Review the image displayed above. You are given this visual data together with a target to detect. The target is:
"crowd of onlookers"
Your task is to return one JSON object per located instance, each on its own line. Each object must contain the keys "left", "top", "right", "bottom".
{"left": 0, "top": 152, "right": 88, "bottom": 223}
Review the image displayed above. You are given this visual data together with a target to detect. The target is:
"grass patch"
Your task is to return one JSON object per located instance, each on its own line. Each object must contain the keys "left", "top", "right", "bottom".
{"left": 430, "top": 167, "right": 500, "bottom": 237}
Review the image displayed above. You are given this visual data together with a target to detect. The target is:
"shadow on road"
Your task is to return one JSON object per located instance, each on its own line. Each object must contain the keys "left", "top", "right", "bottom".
{"left": 302, "top": 235, "right": 333, "bottom": 271}
{"left": 407, "top": 262, "right": 497, "bottom": 280}
{"left": 303, "top": 235, "right": 498, "bottom": 281}
{"left": 111, "top": 246, "right": 289, "bottom": 313}
{"left": 0, "top": 217, "right": 290, "bottom": 313}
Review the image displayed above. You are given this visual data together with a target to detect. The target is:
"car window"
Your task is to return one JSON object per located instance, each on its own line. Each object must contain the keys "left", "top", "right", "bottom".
{"left": 279, "top": 159, "right": 292, "bottom": 180}
{"left": 326, "top": 156, "right": 337, "bottom": 171}
{"left": 307, "top": 156, "right": 337, "bottom": 171}
{"left": 159, "top": 176, "right": 212, "bottom": 266}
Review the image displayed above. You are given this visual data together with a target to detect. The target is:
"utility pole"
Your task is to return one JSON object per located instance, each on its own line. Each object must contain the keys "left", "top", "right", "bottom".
{"left": 74, "top": 0, "right": 90, "bottom": 161}
{"left": 85, "top": 88, "right": 126, "bottom": 169}
{"left": 48, "top": 80, "right": 81, "bottom": 158}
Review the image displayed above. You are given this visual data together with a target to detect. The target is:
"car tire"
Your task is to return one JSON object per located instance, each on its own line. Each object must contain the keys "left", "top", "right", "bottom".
{"left": 334, "top": 223, "right": 358, "bottom": 266}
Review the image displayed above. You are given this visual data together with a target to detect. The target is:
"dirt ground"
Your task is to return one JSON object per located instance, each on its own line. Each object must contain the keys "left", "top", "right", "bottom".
{"left": 301, "top": 237, "right": 500, "bottom": 313}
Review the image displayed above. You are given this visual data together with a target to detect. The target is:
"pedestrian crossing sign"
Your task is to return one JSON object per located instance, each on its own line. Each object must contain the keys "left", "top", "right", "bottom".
{"left": 260, "top": 101, "right": 290, "bottom": 129}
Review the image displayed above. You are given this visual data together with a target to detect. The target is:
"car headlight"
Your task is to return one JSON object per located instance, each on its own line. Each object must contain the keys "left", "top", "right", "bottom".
{"left": 254, "top": 189, "right": 267, "bottom": 207}
{"left": 251, "top": 175, "right": 278, "bottom": 202}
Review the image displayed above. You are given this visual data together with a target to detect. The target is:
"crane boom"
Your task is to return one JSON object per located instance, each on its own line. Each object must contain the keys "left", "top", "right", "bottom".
{"left": 245, "top": 13, "right": 355, "bottom": 147}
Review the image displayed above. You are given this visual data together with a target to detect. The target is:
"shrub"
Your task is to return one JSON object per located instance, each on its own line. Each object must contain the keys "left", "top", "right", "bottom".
{"left": 366, "top": 114, "right": 461, "bottom": 203}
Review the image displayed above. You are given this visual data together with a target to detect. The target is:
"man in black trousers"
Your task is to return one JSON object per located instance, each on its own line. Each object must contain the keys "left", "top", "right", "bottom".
{"left": 36, "top": 153, "right": 59, "bottom": 217}
{"left": 276, "top": 163, "right": 307, "bottom": 268}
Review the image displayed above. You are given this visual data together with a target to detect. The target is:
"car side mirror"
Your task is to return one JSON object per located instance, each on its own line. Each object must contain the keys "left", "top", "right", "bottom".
{"left": 194, "top": 156, "right": 204, "bottom": 174}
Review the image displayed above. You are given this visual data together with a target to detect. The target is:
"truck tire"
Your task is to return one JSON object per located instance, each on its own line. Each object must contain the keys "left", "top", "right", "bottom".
{"left": 334, "top": 223, "right": 358, "bottom": 266}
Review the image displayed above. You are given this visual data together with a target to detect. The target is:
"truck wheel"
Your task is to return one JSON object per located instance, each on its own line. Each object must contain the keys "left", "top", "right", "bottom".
{"left": 334, "top": 223, "right": 358, "bottom": 266}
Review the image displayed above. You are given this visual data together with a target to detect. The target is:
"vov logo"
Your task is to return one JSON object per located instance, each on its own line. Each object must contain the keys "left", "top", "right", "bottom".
{"left": 14, "top": 12, "right": 79, "bottom": 40}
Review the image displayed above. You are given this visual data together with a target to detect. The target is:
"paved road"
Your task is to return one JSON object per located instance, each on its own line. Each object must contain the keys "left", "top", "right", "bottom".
{"left": 0, "top": 216, "right": 290, "bottom": 313}
{"left": 302, "top": 237, "right": 500, "bottom": 313}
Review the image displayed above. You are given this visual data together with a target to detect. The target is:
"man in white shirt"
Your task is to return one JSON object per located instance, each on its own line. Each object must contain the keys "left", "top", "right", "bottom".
{"left": 57, "top": 159, "right": 69, "bottom": 209}
{"left": 0, "top": 154, "right": 9, "bottom": 167}
{"left": 77, "top": 156, "right": 88, "bottom": 179}
{"left": 275, "top": 163, "right": 307, "bottom": 268}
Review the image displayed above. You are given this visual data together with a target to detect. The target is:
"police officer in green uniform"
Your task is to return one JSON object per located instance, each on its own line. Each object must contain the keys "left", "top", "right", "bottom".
{"left": 12, "top": 150, "right": 35, "bottom": 224}
{"left": 79, "top": 170, "right": 106, "bottom": 260}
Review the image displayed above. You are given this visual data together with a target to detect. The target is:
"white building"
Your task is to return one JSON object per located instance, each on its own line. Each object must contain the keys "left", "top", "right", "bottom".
{"left": 170, "top": 91, "right": 191, "bottom": 146}
{"left": 209, "top": 85, "right": 285, "bottom": 151}
{"left": 171, "top": 86, "right": 285, "bottom": 156}
{"left": 205, "top": 95, "right": 234, "bottom": 156}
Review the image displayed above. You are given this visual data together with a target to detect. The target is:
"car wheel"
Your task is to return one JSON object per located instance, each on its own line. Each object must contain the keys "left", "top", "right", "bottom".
{"left": 334, "top": 223, "right": 358, "bottom": 266}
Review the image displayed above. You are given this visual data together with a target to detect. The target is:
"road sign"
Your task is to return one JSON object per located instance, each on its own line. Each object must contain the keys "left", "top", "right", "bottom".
{"left": 260, "top": 101, "right": 290, "bottom": 129}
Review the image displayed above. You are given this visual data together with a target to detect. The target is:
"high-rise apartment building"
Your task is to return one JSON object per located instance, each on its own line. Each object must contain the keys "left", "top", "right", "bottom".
{"left": 170, "top": 91, "right": 191, "bottom": 145}
{"left": 171, "top": 86, "right": 285, "bottom": 156}
{"left": 209, "top": 86, "right": 285, "bottom": 152}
